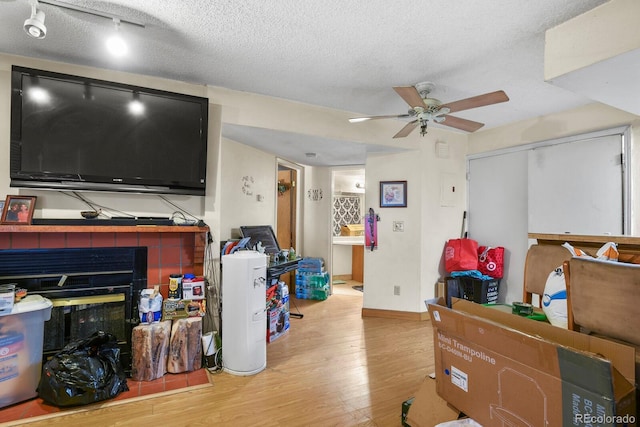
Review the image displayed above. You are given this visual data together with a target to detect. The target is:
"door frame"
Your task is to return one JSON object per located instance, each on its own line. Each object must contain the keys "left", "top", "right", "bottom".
{"left": 276, "top": 158, "right": 302, "bottom": 255}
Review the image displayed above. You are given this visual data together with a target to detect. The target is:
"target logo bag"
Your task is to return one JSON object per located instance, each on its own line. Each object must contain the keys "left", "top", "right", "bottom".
{"left": 477, "top": 246, "right": 504, "bottom": 278}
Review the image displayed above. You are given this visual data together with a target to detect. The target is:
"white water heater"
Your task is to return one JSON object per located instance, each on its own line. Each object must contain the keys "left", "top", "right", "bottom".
{"left": 221, "top": 251, "right": 268, "bottom": 375}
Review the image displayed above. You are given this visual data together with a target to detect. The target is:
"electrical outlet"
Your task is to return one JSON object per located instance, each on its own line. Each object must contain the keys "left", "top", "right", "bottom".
{"left": 393, "top": 285, "right": 401, "bottom": 296}
{"left": 393, "top": 221, "right": 404, "bottom": 232}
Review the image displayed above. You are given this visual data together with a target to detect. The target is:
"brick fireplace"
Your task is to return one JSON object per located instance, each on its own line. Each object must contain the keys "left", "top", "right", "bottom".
{"left": 0, "top": 224, "right": 209, "bottom": 372}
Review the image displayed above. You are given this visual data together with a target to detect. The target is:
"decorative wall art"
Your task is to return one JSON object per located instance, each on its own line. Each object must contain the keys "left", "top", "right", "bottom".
{"left": 307, "top": 189, "right": 323, "bottom": 202}
{"left": 380, "top": 181, "right": 407, "bottom": 208}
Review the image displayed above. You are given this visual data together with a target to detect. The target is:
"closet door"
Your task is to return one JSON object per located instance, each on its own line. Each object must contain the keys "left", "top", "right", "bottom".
{"left": 527, "top": 134, "right": 623, "bottom": 235}
{"left": 467, "top": 128, "right": 627, "bottom": 305}
{"left": 468, "top": 150, "right": 528, "bottom": 304}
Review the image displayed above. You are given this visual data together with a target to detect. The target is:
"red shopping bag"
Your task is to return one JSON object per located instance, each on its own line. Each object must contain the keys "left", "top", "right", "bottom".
{"left": 445, "top": 238, "right": 478, "bottom": 272}
{"left": 477, "top": 246, "right": 504, "bottom": 278}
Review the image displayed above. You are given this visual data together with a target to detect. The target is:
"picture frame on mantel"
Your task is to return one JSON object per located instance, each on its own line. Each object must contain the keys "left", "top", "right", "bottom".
{"left": 380, "top": 181, "right": 407, "bottom": 208}
{"left": 1, "top": 195, "right": 37, "bottom": 225}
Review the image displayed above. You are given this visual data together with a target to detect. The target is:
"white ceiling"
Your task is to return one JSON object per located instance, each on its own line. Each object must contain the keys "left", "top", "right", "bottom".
{"left": 0, "top": 0, "right": 611, "bottom": 166}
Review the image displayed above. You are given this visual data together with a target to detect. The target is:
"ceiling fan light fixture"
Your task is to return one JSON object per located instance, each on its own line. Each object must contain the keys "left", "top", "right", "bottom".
{"left": 24, "top": 2, "right": 47, "bottom": 39}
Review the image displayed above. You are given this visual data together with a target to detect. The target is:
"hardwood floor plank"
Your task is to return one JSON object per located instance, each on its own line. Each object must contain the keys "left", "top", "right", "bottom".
{"left": 7, "top": 284, "right": 433, "bottom": 426}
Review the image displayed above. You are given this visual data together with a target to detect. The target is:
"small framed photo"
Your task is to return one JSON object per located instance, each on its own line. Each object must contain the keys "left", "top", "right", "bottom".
{"left": 1, "top": 195, "right": 37, "bottom": 225}
{"left": 380, "top": 181, "right": 407, "bottom": 208}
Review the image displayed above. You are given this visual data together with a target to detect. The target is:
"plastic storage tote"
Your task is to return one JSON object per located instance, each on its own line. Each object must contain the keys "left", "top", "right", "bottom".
{"left": 0, "top": 294, "right": 53, "bottom": 408}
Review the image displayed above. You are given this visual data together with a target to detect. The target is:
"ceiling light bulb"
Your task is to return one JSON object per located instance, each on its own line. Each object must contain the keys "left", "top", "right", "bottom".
{"left": 27, "top": 87, "right": 50, "bottom": 103}
{"left": 106, "top": 19, "right": 128, "bottom": 57}
{"left": 128, "top": 100, "right": 144, "bottom": 115}
{"left": 24, "top": 4, "right": 46, "bottom": 39}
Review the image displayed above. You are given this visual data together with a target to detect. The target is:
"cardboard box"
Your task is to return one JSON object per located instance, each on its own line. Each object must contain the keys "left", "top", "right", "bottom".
{"left": 267, "top": 303, "right": 289, "bottom": 343}
{"left": 428, "top": 299, "right": 637, "bottom": 426}
{"left": 162, "top": 299, "right": 206, "bottom": 320}
{"left": 405, "top": 375, "right": 463, "bottom": 427}
{"left": 340, "top": 224, "right": 364, "bottom": 236}
{"left": 182, "top": 276, "right": 205, "bottom": 300}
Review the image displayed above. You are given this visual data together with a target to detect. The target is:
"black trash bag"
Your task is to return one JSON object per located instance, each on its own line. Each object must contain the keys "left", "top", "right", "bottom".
{"left": 37, "top": 331, "right": 129, "bottom": 407}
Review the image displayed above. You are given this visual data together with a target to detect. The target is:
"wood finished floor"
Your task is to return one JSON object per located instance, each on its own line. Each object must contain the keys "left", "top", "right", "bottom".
{"left": 5, "top": 281, "right": 435, "bottom": 426}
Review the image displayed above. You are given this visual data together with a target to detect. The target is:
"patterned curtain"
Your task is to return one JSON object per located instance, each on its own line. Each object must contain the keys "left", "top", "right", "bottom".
{"left": 333, "top": 196, "right": 362, "bottom": 236}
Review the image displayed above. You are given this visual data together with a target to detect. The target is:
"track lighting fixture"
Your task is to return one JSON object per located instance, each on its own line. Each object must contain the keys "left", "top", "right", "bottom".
{"left": 25, "top": 0, "right": 145, "bottom": 57}
{"left": 24, "top": 0, "right": 47, "bottom": 39}
{"left": 106, "top": 19, "right": 128, "bottom": 57}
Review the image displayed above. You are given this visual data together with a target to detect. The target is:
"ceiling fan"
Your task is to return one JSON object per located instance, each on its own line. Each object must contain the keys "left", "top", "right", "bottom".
{"left": 349, "top": 82, "right": 509, "bottom": 138}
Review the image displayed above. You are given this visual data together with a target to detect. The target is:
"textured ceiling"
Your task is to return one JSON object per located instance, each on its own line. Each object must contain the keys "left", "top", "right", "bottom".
{"left": 0, "top": 0, "right": 610, "bottom": 166}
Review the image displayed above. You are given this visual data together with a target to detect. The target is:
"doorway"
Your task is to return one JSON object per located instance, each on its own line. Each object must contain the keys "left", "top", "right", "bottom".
{"left": 276, "top": 161, "right": 300, "bottom": 289}
{"left": 331, "top": 167, "right": 365, "bottom": 296}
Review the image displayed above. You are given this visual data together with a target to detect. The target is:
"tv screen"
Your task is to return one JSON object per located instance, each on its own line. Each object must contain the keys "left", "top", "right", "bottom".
{"left": 10, "top": 66, "right": 208, "bottom": 196}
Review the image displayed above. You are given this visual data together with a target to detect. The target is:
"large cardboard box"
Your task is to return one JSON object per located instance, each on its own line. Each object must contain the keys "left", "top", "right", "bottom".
{"left": 428, "top": 299, "right": 637, "bottom": 426}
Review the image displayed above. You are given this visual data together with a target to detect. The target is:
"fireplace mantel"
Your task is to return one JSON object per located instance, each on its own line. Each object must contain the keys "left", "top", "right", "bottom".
{"left": 0, "top": 225, "right": 208, "bottom": 233}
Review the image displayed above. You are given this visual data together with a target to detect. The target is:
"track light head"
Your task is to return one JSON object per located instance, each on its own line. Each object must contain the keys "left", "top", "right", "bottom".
{"left": 24, "top": 5, "right": 47, "bottom": 39}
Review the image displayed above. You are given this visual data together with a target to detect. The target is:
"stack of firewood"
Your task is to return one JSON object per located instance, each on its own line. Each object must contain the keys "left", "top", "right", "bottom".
{"left": 131, "top": 317, "right": 202, "bottom": 380}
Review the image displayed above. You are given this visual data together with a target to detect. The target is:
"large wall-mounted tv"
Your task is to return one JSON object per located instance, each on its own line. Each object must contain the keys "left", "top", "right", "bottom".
{"left": 10, "top": 66, "right": 209, "bottom": 196}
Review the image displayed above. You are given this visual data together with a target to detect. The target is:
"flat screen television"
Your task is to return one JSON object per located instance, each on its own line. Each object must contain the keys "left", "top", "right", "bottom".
{"left": 10, "top": 66, "right": 209, "bottom": 196}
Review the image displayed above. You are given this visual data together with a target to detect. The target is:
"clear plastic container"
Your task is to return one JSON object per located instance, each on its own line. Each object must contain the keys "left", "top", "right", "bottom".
{"left": 0, "top": 295, "right": 53, "bottom": 408}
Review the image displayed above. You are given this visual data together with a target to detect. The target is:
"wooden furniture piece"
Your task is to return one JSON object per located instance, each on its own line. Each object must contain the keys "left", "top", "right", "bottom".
{"left": 522, "top": 243, "right": 576, "bottom": 307}
{"left": 564, "top": 257, "right": 640, "bottom": 343}
{"left": 525, "top": 233, "right": 640, "bottom": 306}
{"left": 563, "top": 255, "right": 640, "bottom": 395}
{"left": 529, "top": 233, "right": 640, "bottom": 263}
{"left": 529, "top": 233, "right": 640, "bottom": 394}
{"left": 351, "top": 244, "right": 364, "bottom": 283}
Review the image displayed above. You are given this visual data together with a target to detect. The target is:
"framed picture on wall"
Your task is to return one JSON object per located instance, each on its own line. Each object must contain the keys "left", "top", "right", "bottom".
{"left": 1, "top": 195, "right": 37, "bottom": 225}
{"left": 380, "top": 181, "right": 407, "bottom": 208}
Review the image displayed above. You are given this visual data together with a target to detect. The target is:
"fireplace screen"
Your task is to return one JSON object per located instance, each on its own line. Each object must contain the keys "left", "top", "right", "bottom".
{"left": 44, "top": 294, "right": 127, "bottom": 354}
{"left": 0, "top": 247, "right": 147, "bottom": 374}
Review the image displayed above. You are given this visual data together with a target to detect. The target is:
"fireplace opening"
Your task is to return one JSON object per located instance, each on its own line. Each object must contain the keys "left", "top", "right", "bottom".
{"left": 0, "top": 247, "right": 147, "bottom": 374}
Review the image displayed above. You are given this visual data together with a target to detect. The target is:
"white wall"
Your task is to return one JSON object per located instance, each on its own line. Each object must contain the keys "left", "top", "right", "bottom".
{"left": 300, "top": 166, "right": 332, "bottom": 264}
{"left": 363, "top": 130, "right": 467, "bottom": 313}
{"left": 219, "top": 138, "right": 276, "bottom": 242}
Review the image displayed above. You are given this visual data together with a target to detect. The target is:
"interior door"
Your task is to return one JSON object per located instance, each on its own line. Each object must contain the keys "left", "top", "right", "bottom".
{"left": 277, "top": 168, "right": 297, "bottom": 288}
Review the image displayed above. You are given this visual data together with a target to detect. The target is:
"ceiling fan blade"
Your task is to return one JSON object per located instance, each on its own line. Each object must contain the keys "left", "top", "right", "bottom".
{"left": 441, "top": 90, "right": 509, "bottom": 114}
{"left": 393, "top": 86, "right": 427, "bottom": 109}
{"left": 349, "top": 114, "right": 412, "bottom": 123}
{"left": 440, "top": 115, "right": 485, "bottom": 132}
{"left": 393, "top": 120, "right": 419, "bottom": 138}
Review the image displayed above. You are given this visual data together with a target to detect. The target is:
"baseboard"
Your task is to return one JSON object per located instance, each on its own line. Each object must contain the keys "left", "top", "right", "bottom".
{"left": 332, "top": 274, "right": 353, "bottom": 281}
{"left": 361, "top": 307, "right": 429, "bottom": 321}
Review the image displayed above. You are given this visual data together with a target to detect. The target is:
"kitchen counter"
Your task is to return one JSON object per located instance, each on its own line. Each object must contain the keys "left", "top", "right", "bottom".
{"left": 332, "top": 236, "right": 364, "bottom": 245}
